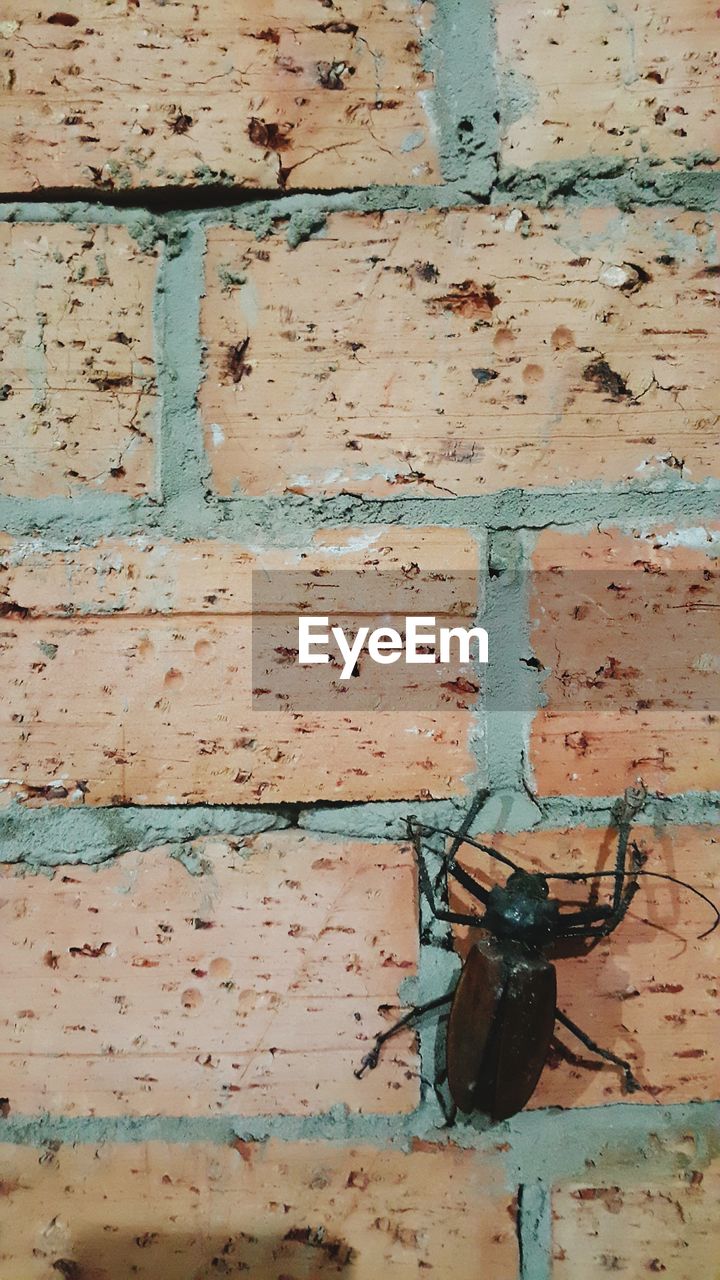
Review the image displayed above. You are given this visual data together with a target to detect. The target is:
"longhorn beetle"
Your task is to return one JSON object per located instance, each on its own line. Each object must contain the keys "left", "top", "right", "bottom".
{"left": 355, "top": 786, "right": 719, "bottom": 1120}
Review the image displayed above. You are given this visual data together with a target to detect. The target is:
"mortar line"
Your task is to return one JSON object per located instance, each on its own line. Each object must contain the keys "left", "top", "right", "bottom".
{"left": 428, "top": 0, "right": 500, "bottom": 188}
{"left": 1, "top": 1099, "right": 717, "bottom": 1167}
{"left": 153, "top": 225, "right": 214, "bottom": 537}
{"left": 517, "top": 1183, "right": 552, "bottom": 1280}
{"left": 0, "top": 160, "right": 718, "bottom": 243}
{"left": 0, "top": 485, "right": 718, "bottom": 542}
{"left": 1, "top": 790, "right": 718, "bottom": 867}
{"left": 483, "top": 529, "right": 538, "bottom": 797}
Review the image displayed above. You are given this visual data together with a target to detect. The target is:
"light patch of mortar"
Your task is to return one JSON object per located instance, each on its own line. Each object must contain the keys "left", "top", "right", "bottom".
{"left": 153, "top": 226, "right": 214, "bottom": 535}
{"left": 0, "top": 484, "right": 718, "bottom": 575}
{"left": 298, "top": 790, "right": 720, "bottom": 840}
{"left": 0, "top": 801, "right": 289, "bottom": 869}
{"left": 480, "top": 530, "right": 540, "bottom": 798}
{"left": 1, "top": 1102, "right": 718, "bottom": 1191}
{"left": 517, "top": 1183, "right": 551, "bottom": 1280}
{"left": 499, "top": 67, "right": 538, "bottom": 129}
{"left": 423, "top": 0, "right": 500, "bottom": 187}
{"left": 497, "top": 159, "right": 720, "bottom": 212}
{"left": 285, "top": 209, "right": 328, "bottom": 249}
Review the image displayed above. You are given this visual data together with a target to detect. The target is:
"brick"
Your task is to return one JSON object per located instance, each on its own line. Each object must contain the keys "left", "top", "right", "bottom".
{"left": 201, "top": 207, "right": 719, "bottom": 497}
{"left": 0, "top": 530, "right": 479, "bottom": 805}
{"left": 0, "top": 1139, "right": 516, "bottom": 1279}
{"left": 496, "top": 0, "right": 719, "bottom": 170}
{"left": 0, "top": 833, "right": 419, "bottom": 1116}
{"left": 0, "top": 225, "right": 157, "bottom": 498}
{"left": 552, "top": 1162, "right": 720, "bottom": 1278}
{"left": 529, "top": 526, "right": 720, "bottom": 796}
{"left": 449, "top": 826, "right": 720, "bottom": 1109}
{"left": 0, "top": 1, "right": 438, "bottom": 193}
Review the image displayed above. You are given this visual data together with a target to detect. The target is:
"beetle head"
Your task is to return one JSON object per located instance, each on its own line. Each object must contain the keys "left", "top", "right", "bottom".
{"left": 485, "top": 870, "right": 558, "bottom": 946}
{"left": 504, "top": 869, "right": 549, "bottom": 899}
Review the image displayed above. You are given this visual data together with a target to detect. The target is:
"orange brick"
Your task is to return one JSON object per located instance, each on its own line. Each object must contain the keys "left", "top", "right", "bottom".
{"left": 529, "top": 526, "right": 720, "bottom": 796}
{"left": 496, "top": 0, "right": 718, "bottom": 170}
{"left": 0, "top": 1139, "right": 516, "bottom": 1279}
{"left": 201, "top": 207, "right": 718, "bottom": 497}
{"left": 0, "top": 1, "right": 438, "bottom": 192}
{"left": 553, "top": 1162, "right": 720, "bottom": 1278}
{"left": 0, "top": 530, "right": 478, "bottom": 806}
{"left": 0, "top": 833, "right": 419, "bottom": 1116}
{"left": 0, "top": 225, "right": 158, "bottom": 499}
{"left": 449, "top": 826, "right": 720, "bottom": 1109}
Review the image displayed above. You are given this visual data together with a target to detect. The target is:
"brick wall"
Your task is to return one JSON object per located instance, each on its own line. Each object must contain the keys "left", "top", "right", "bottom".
{"left": 0, "top": 3, "right": 718, "bottom": 1277}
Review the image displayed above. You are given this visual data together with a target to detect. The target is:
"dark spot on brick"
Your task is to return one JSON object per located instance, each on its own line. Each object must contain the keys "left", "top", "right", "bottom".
{"left": 283, "top": 1227, "right": 356, "bottom": 1268}
{"left": 225, "top": 337, "right": 252, "bottom": 384}
{"left": 317, "top": 60, "right": 354, "bottom": 89}
{"left": 620, "top": 261, "right": 652, "bottom": 292}
{"left": 250, "top": 27, "right": 280, "bottom": 43}
{"left": 0, "top": 601, "right": 29, "bottom": 619}
{"left": 169, "top": 112, "right": 193, "bottom": 134}
{"left": 312, "top": 20, "right": 359, "bottom": 34}
{"left": 427, "top": 280, "right": 500, "bottom": 319}
{"left": 47, "top": 12, "right": 79, "bottom": 25}
{"left": 88, "top": 374, "right": 133, "bottom": 391}
{"left": 68, "top": 942, "right": 110, "bottom": 958}
{"left": 52, "top": 1262, "right": 82, "bottom": 1279}
{"left": 472, "top": 367, "right": 499, "bottom": 384}
{"left": 582, "top": 358, "right": 631, "bottom": 401}
{"left": 247, "top": 117, "right": 293, "bottom": 151}
{"left": 414, "top": 261, "right": 439, "bottom": 282}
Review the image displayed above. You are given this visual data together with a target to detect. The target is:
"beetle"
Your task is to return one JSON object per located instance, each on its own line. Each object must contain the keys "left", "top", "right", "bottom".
{"left": 355, "top": 786, "right": 719, "bottom": 1120}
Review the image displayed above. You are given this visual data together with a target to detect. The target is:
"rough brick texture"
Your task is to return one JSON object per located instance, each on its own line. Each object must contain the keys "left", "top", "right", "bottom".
{"left": 0, "top": 1139, "right": 516, "bottom": 1279}
{"left": 553, "top": 1162, "right": 720, "bottom": 1277}
{"left": 450, "top": 826, "right": 720, "bottom": 1108}
{"left": 0, "top": 1, "right": 438, "bottom": 192}
{"left": 496, "top": 0, "right": 719, "bottom": 170}
{"left": 0, "top": 833, "right": 419, "bottom": 1116}
{"left": 0, "top": 225, "right": 158, "bottom": 498}
{"left": 202, "top": 207, "right": 719, "bottom": 497}
{"left": 0, "top": 529, "right": 479, "bottom": 806}
{"left": 529, "top": 525, "right": 720, "bottom": 796}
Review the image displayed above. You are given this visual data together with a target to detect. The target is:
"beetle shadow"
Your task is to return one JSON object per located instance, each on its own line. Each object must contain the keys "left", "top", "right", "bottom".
{"left": 38, "top": 1225, "right": 357, "bottom": 1279}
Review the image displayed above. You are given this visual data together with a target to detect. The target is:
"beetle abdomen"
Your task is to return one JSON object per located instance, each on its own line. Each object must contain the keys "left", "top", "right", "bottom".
{"left": 446, "top": 936, "right": 556, "bottom": 1120}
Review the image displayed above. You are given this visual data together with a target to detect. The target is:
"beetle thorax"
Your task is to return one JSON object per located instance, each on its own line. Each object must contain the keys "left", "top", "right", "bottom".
{"left": 484, "top": 870, "right": 559, "bottom": 946}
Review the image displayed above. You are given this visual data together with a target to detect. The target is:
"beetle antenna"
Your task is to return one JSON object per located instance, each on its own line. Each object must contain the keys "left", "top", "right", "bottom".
{"left": 546, "top": 869, "right": 719, "bottom": 939}
{"left": 409, "top": 822, "right": 523, "bottom": 874}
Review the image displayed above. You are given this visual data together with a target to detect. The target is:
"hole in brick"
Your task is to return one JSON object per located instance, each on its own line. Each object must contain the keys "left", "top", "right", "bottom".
{"left": 181, "top": 988, "right": 203, "bottom": 1010}
{"left": 551, "top": 325, "right": 575, "bottom": 350}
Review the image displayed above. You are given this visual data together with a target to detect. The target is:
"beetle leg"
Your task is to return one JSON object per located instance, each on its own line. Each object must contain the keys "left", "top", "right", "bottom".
{"left": 554, "top": 1008, "right": 641, "bottom": 1094}
{"left": 354, "top": 994, "right": 453, "bottom": 1079}
{"left": 609, "top": 786, "right": 647, "bottom": 914}
{"left": 557, "top": 842, "right": 646, "bottom": 940}
{"left": 416, "top": 849, "right": 485, "bottom": 927}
